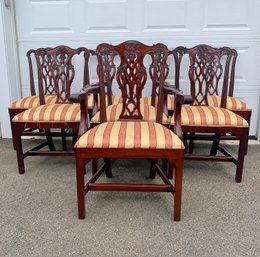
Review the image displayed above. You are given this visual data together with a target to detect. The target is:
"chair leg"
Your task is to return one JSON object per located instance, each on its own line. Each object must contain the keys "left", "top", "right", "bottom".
{"left": 172, "top": 158, "right": 183, "bottom": 221}
{"left": 168, "top": 160, "right": 174, "bottom": 179}
{"left": 183, "top": 132, "right": 188, "bottom": 154}
{"left": 45, "top": 129, "right": 56, "bottom": 151}
{"left": 210, "top": 133, "right": 221, "bottom": 156}
{"left": 104, "top": 158, "right": 112, "bottom": 178}
{"left": 73, "top": 133, "right": 78, "bottom": 146}
{"left": 61, "top": 128, "right": 67, "bottom": 150}
{"left": 235, "top": 136, "right": 247, "bottom": 183}
{"left": 92, "top": 158, "right": 98, "bottom": 175}
{"left": 149, "top": 159, "right": 157, "bottom": 179}
{"left": 162, "top": 159, "right": 168, "bottom": 176}
{"left": 188, "top": 132, "right": 194, "bottom": 154}
{"left": 76, "top": 154, "right": 86, "bottom": 219}
{"left": 10, "top": 120, "right": 16, "bottom": 150}
{"left": 13, "top": 125, "right": 25, "bottom": 174}
{"left": 244, "top": 130, "right": 249, "bottom": 155}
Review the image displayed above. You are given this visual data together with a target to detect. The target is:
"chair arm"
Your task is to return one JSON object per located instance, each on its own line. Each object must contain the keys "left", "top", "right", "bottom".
{"left": 164, "top": 85, "right": 193, "bottom": 105}
{"left": 171, "top": 91, "right": 193, "bottom": 139}
{"left": 70, "top": 84, "right": 100, "bottom": 137}
{"left": 163, "top": 85, "right": 181, "bottom": 95}
{"left": 70, "top": 83, "right": 100, "bottom": 103}
{"left": 81, "top": 82, "right": 100, "bottom": 95}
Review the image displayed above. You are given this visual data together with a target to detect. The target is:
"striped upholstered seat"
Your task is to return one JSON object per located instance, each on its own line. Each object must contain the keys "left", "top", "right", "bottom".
{"left": 12, "top": 104, "right": 80, "bottom": 122}
{"left": 10, "top": 94, "right": 98, "bottom": 111}
{"left": 91, "top": 103, "right": 169, "bottom": 124}
{"left": 105, "top": 95, "right": 175, "bottom": 110}
{"left": 76, "top": 121, "right": 184, "bottom": 149}
{"left": 108, "top": 95, "right": 152, "bottom": 105}
{"left": 142, "top": 94, "right": 251, "bottom": 112}
{"left": 141, "top": 95, "right": 175, "bottom": 111}
{"left": 170, "top": 106, "right": 248, "bottom": 127}
{"left": 207, "top": 95, "right": 252, "bottom": 111}
{"left": 9, "top": 95, "right": 57, "bottom": 109}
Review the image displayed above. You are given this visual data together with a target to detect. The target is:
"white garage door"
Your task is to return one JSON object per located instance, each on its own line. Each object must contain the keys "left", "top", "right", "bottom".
{"left": 14, "top": 0, "right": 260, "bottom": 136}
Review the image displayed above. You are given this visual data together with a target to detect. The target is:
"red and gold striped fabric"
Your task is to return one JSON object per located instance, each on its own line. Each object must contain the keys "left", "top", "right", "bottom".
{"left": 207, "top": 95, "right": 252, "bottom": 111}
{"left": 170, "top": 106, "right": 248, "bottom": 127}
{"left": 87, "top": 95, "right": 122, "bottom": 109}
{"left": 141, "top": 95, "right": 175, "bottom": 110}
{"left": 111, "top": 95, "right": 122, "bottom": 104}
{"left": 75, "top": 121, "right": 184, "bottom": 149}
{"left": 12, "top": 104, "right": 80, "bottom": 123}
{"left": 9, "top": 95, "right": 57, "bottom": 109}
{"left": 104, "top": 94, "right": 175, "bottom": 110}
{"left": 91, "top": 103, "right": 169, "bottom": 123}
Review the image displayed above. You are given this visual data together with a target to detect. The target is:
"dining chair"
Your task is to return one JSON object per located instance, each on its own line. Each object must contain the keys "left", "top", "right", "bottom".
{"left": 8, "top": 48, "right": 58, "bottom": 149}
{"left": 168, "top": 45, "right": 249, "bottom": 182}
{"left": 11, "top": 45, "right": 96, "bottom": 174}
{"left": 71, "top": 41, "right": 185, "bottom": 220}
{"left": 168, "top": 44, "right": 251, "bottom": 154}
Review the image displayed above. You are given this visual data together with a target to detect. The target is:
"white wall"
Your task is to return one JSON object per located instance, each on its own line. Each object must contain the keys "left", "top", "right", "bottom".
{"left": 0, "top": 0, "right": 20, "bottom": 138}
{"left": 1, "top": 0, "right": 260, "bottom": 137}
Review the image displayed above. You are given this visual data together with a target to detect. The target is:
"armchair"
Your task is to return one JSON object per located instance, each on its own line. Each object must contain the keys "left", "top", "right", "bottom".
{"left": 72, "top": 41, "right": 185, "bottom": 220}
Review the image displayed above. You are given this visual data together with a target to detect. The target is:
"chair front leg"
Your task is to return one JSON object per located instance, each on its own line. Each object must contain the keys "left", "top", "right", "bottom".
{"left": 76, "top": 153, "right": 87, "bottom": 219}
{"left": 172, "top": 157, "right": 183, "bottom": 221}
{"left": 13, "top": 124, "right": 25, "bottom": 174}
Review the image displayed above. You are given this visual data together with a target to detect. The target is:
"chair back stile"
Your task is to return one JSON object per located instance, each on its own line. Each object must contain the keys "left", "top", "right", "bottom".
{"left": 26, "top": 49, "right": 37, "bottom": 96}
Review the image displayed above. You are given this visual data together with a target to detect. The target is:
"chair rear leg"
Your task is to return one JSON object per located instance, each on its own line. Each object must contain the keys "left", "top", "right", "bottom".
{"left": 210, "top": 133, "right": 221, "bottom": 156}
{"left": 92, "top": 158, "right": 98, "bottom": 175}
{"left": 172, "top": 158, "right": 183, "bottom": 221}
{"left": 104, "top": 158, "right": 112, "bottom": 178}
{"left": 45, "top": 128, "right": 56, "bottom": 151}
{"left": 183, "top": 132, "right": 188, "bottom": 153}
{"left": 149, "top": 159, "right": 157, "bottom": 179}
{"left": 188, "top": 132, "right": 195, "bottom": 154}
{"left": 168, "top": 160, "right": 174, "bottom": 179}
{"left": 10, "top": 120, "right": 16, "bottom": 150}
{"left": 162, "top": 159, "right": 168, "bottom": 176}
{"left": 244, "top": 129, "right": 249, "bottom": 155}
{"left": 235, "top": 136, "right": 247, "bottom": 183}
{"left": 61, "top": 128, "right": 67, "bottom": 150}
{"left": 73, "top": 132, "right": 77, "bottom": 146}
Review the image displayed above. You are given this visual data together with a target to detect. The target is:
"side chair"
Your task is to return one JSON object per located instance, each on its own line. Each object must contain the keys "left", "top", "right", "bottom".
{"left": 168, "top": 45, "right": 249, "bottom": 182}
{"left": 9, "top": 48, "right": 57, "bottom": 149}
{"left": 11, "top": 45, "right": 96, "bottom": 174}
{"left": 71, "top": 41, "right": 185, "bottom": 221}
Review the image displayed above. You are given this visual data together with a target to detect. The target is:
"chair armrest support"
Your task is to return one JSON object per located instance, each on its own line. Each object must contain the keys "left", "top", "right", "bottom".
{"left": 168, "top": 87, "right": 193, "bottom": 139}
{"left": 164, "top": 85, "right": 193, "bottom": 105}
{"left": 70, "top": 83, "right": 100, "bottom": 103}
{"left": 163, "top": 84, "right": 181, "bottom": 95}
